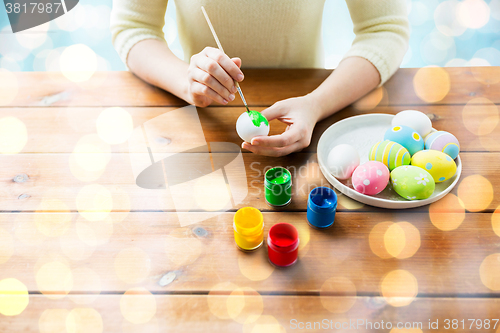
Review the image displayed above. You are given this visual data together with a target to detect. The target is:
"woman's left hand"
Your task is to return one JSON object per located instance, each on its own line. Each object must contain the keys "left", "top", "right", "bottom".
{"left": 242, "top": 95, "right": 322, "bottom": 157}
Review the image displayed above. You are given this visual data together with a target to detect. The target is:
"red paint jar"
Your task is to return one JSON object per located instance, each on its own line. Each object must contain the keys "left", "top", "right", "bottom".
{"left": 267, "top": 222, "right": 299, "bottom": 267}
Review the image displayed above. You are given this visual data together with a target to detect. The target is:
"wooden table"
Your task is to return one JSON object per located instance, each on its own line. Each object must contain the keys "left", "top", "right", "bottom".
{"left": 1, "top": 67, "right": 499, "bottom": 332}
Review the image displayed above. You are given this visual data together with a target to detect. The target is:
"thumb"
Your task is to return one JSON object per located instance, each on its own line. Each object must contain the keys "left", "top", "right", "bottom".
{"left": 261, "top": 102, "right": 285, "bottom": 122}
{"left": 231, "top": 57, "right": 242, "bottom": 68}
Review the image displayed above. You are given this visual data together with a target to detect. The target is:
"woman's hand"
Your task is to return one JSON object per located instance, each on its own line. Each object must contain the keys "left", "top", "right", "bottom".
{"left": 187, "top": 47, "right": 244, "bottom": 107}
{"left": 242, "top": 95, "right": 322, "bottom": 157}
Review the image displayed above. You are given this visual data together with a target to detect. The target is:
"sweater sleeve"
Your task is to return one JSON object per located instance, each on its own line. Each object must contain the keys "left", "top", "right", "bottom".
{"left": 343, "top": 0, "right": 410, "bottom": 85}
{"left": 110, "top": 0, "right": 169, "bottom": 66}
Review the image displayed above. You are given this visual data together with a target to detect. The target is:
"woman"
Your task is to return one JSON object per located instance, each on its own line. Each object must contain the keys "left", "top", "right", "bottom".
{"left": 110, "top": 0, "right": 409, "bottom": 156}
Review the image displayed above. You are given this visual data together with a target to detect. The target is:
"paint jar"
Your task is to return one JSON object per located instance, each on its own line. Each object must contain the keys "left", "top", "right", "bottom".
{"left": 265, "top": 167, "right": 292, "bottom": 207}
{"left": 307, "top": 187, "right": 337, "bottom": 229}
{"left": 233, "top": 207, "right": 264, "bottom": 251}
{"left": 267, "top": 222, "right": 299, "bottom": 267}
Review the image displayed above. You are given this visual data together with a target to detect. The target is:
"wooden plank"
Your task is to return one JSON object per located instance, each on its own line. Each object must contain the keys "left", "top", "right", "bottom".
{"left": 0, "top": 152, "right": 496, "bottom": 213}
{"left": 0, "top": 211, "right": 498, "bottom": 294}
{"left": 3, "top": 68, "right": 500, "bottom": 107}
{"left": 2, "top": 104, "right": 498, "bottom": 154}
{"left": 2, "top": 295, "right": 500, "bottom": 333}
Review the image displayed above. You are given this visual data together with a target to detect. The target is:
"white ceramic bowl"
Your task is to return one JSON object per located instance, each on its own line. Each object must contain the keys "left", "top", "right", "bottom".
{"left": 317, "top": 114, "right": 462, "bottom": 209}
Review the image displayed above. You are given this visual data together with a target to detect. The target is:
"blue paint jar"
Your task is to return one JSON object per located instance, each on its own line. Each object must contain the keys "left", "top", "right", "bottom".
{"left": 307, "top": 187, "right": 337, "bottom": 229}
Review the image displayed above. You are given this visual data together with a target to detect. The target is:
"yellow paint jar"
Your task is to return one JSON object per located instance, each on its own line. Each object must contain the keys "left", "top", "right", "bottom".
{"left": 233, "top": 207, "right": 264, "bottom": 251}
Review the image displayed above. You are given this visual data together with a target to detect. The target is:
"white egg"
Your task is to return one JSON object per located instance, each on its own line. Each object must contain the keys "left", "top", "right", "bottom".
{"left": 392, "top": 110, "right": 432, "bottom": 137}
{"left": 327, "top": 144, "right": 360, "bottom": 180}
{"left": 236, "top": 111, "right": 269, "bottom": 142}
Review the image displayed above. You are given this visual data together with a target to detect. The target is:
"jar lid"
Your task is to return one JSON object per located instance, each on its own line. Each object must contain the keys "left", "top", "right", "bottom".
{"left": 308, "top": 187, "right": 337, "bottom": 212}
{"left": 265, "top": 167, "right": 292, "bottom": 189}
{"left": 233, "top": 207, "right": 264, "bottom": 236}
{"left": 267, "top": 222, "right": 299, "bottom": 253}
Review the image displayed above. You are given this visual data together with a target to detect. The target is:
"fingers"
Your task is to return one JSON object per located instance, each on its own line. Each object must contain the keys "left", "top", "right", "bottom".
{"left": 242, "top": 141, "right": 303, "bottom": 157}
{"left": 261, "top": 102, "right": 289, "bottom": 122}
{"left": 203, "top": 47, "right": 244, "bottom": 82}
{"left": 250, "top": 127, "right": 302, "bottom": 148}
{"left": 190, "top": 81, "right": 228, "bottom": 105}
{"left": 231, "top": 57, "right": 242, "bottom": 68}
{"left": 190, "top": 67, "right": 235, "bottom": 103}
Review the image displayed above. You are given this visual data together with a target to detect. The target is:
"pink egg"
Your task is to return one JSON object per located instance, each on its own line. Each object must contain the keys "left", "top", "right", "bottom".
{"left": 351, "top": 161, "right": 390, "bottom": 195}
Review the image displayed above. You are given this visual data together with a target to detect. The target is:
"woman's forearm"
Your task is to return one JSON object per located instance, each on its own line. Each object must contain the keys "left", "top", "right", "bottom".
{"left": 127, "top": 39, "right": 191, "bottom": 103}
{"left": 308, "top": 56, "right": 381, "bottom": 121}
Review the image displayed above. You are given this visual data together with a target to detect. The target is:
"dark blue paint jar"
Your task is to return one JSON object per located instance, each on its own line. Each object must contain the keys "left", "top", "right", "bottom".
{"left": 307, "top": 187, "right": 337, "bottom": 229}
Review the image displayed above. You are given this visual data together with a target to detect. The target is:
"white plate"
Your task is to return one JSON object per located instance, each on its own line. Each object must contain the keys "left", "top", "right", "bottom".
{"left": 317, "top": 114, "right": 462, "bottom": 209}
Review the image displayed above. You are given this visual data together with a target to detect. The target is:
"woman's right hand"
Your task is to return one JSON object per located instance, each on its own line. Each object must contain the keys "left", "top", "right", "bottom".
{"left": 187, "top": 47, "right": 244, "bottom": 107}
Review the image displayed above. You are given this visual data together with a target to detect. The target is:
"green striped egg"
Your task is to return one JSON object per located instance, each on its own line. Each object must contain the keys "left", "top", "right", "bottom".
{"left": 369, "top": 140, "right": 411, "bottom": 171}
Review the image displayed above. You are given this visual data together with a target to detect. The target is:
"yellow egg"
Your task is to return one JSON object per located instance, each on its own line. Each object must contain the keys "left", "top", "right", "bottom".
{"left": 411, "top": 150, "right": 457, "bottom": 183}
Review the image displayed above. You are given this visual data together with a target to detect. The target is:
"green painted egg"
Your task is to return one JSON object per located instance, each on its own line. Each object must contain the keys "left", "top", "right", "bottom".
{"left": 369, "top": 140, "right": 411, "bottom": 171}
{"left": 390, "top": 165, "right": 435, "bottom": 200}
{"left": 411, "top": 150, "right": 457, "bottom": 183}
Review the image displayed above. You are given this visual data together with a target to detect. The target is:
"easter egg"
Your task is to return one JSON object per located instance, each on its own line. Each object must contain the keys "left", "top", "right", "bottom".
{"left": 327, "top": 144, "right": 360, "bottom": 180}
{"left": 384, "top": 125, "right": 424, "bottom": 155}
{"left": 351, "top": 161, "right": 390, "bottom": 195}
{"left": 411, "top": 150, "right": 457, "bottom": 183}
{"left": 369, "top": 140, "right": 411, "bottom": 171}
{"left": 392, "top": 110, "right": 432, "bottom": 137}
{"left": 236, "top": 111, "right": 269, "bottom": 142}
{"left": 424, "top": 131, "right": 460, "bottom": 159}
{"left": 390, "top": 165, "right": 435, "bottom": 200}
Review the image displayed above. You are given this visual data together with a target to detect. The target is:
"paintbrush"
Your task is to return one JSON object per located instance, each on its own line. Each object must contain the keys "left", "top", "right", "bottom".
{"left": 201, "top": 6, "right": 250, "bottom": 113}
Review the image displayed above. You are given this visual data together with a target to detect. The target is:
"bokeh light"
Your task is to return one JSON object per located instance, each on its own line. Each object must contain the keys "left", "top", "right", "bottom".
{"left": 462, "top": 98, "right": 499, "bottom": 136}
{"left": 227, "top": 287, "right": 263, "bottom": 324}
{"left": 0, "top": 227, "right": 14, "bottom": 265}
{"left": 457, "top": 175, "right": 494, "bottom": 212}
{"left": 434, "top": 0, "right": 467, "bottom": 36}
{"left": 120, "top": 288, "right": 157, "bottom": 324}
{"left": 479, "top": 253, "right": 500, "bottom": 290}
{"left": 60, "top": 225, "right": 96, "bottom": 261}
{"left": 208, "top": 282, "right": 240, "bottom": 320}
{"left": 385, "top": 222, "right": 421, "bottom": 259}
{"left": 352, "top": 87, "right": 385, "bottom": 111}
{"left": 96, "top": 107, "right": 134, "bottom": 145}
{"left": 76, "top": 184, "right": 113, "bottom": 221}
{"left": 69, "top": 267, "right": 102, "bottom": 305}
{"left": 369, "top": 222, "right": 394, "bottom": 259}
{"left": 492, "top": 206, "right": 500, "bottom": 237}
{"left": 114, "top": 247, "right": 151, "bottom": 284}
{"left": 76, "top": 215, "right": 114, "bottom": 247}
{"left": 35, "top": 199, "right": 72, "bottom": 237}
{"left": 15, "top": 213, "right": 47, "bottom": 246}
{"left": 164, "top": 236, "right": 202, "bottom": 267}
{"left": 337, "top": 193, "right": 364, "bottom": 210}
{"left": 0, "top": 117, "right": 28, "bottom": 154}
{"left": 380, "top": 270, "right": 418, "bottom": 307}
{"left": 66, "top": 308, "right": 103, "bottom": 333}
{"left": 0, "top": 278, "right": 29, "bottom": 316}
{"left": 413, "top": 66, "right": 450, "bottom": 103}
{"left": 0, "top": 69, "right": 19, "bottom": 106}
{"left": 193, "top": 173, "right": 231, "bottom": 211}
{"left": 39, "top": 309, "right": 69, "bottom": 333}
{"left": 320, "top": 276, "right": 357, "bottom": 313}
{"left": 429, "top": 194, "right": 465, "bottom": 231}
{"left": 36, "top": 261, "right": 73, "bottom": 299}
{"left": 457, "top": 0, "right": 490, "bottom": 29}
{"left": 60, "top": 44, "right": 97, "bottom": 82}
{"left": 70, "top": 134, "right": 111, "bottom": 182}
{"left": 15, "top": 22, "right": 49, "bottom": 50}
{"left": 242, "top": 315, "right": 286, "bottom": 333}
{"left": 238, "top": 252, "right": 275, "bottom": 281}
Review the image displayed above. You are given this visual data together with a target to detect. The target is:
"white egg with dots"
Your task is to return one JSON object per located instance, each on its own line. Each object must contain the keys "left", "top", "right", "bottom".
{"left": 236, "top": 111, "right": 269, "bottom": 142}
{"left": 392, "top": 110, "right": 432, "bottom": 137}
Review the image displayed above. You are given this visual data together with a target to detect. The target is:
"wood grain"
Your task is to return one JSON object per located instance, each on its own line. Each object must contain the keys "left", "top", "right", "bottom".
{"left": 0, "top": 152, "right": 496, "bottom": 213}
{"left": 2, "top": 104, "right": 499, "bottom": 154}
{"left": 3, "top": 68, "right": 499, "bottom": 107}
{"left": 0, "top": 211, "right": 498, "bottom": 295}
{"left": 2, "top": 295, "right": 500, "bottom": 333}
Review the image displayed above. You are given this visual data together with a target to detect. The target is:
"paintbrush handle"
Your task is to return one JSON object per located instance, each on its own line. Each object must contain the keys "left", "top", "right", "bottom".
{"left": 201, "top": 6, "right": 250, "bottom": 111}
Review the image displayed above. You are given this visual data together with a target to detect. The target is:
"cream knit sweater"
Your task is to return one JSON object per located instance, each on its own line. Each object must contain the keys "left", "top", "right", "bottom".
{"left": 110, "top": 0, "right": 409, "bottom": 85}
